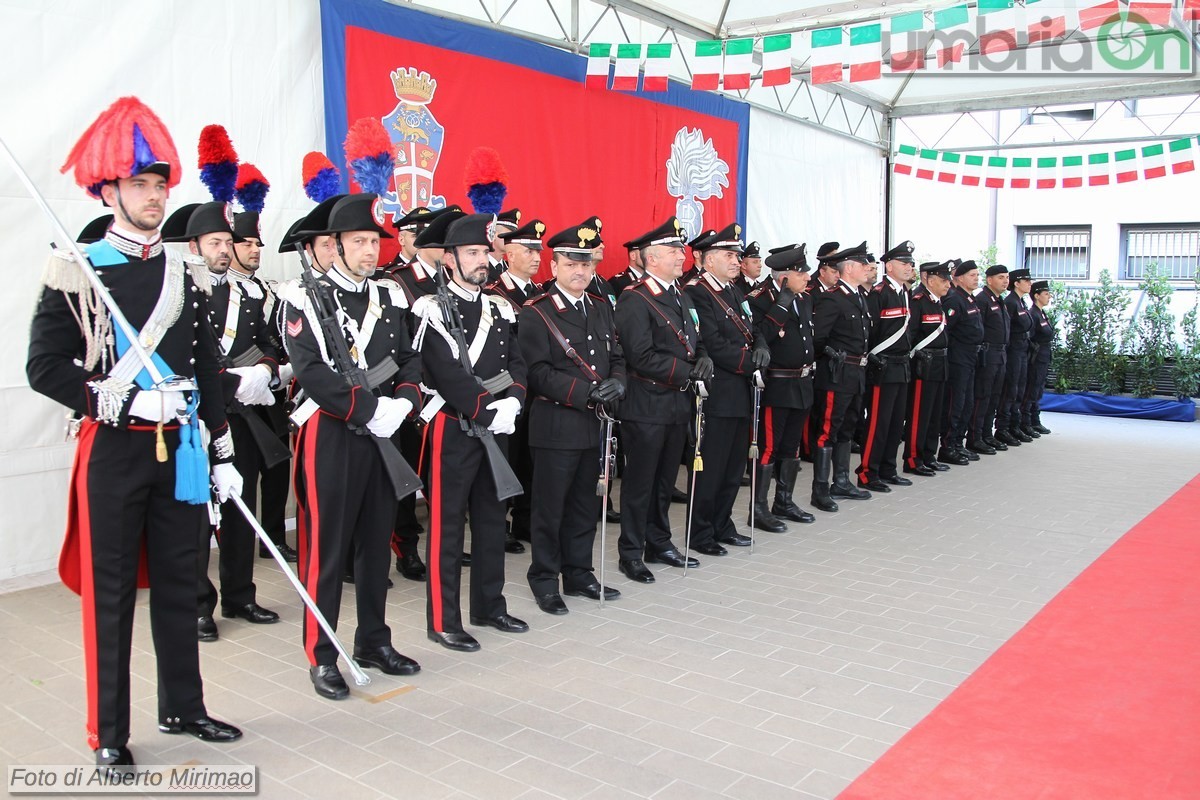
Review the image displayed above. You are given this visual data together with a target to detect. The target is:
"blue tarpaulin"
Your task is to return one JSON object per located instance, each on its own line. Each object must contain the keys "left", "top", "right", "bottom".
{"left": 1040, "top": 392, "right": 1196, "bottom": 422}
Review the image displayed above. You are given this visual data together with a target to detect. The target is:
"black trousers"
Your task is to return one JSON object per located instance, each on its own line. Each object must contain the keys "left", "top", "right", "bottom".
{"left": 200, "top": 413, "right": 260, "bottom": 615}
{"left": 508, "top": 413, "right": 534, "bottom": 538}
{"left": 618, "top": 419, "right": 687, "bottom": 560}
{"left": 259, "top": 402, "right": 291, "bottom": 549}
{"left": 904, "top": 377, "right": 947, "bottom": 469}
{"left": 687, "top": 415, "right": 750, "bottom": 548}
{"left": 996, "top": 344, "right": 1029, "bottom": 432}
{"left": 527, "top": 446, "right": 601, "bottom": 595}
{"left": 759, "top": 405, "right": 808, "bottom": 464}
{"left": 1022, "top": 352, "right": 1052, "bottom": 425}
{"left": 75, "top": 423, "right": 208, "bottom": 750}
{"left": 425, "top": 412, "right": 510, "bottom": 633}
{"left": 970, "top": 351, "right": 1007, "bottom": 441}
{"left": 942, "top": 351, "right": 977, "bottom": 447}
{"left": 294, "top": 413, "right": 397, "bottom": 666}
{"left": 858, "top": 381, "right": 907, "bottom": 481}
{"left": 389, "top": 422, "right": 425, "bottom": 561}
{"left": 812, "top": 387, "right": 863, "bottom": 447}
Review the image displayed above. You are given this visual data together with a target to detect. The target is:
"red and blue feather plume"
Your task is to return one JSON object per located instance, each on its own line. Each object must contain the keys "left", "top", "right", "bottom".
{"left": 235, "top": 163, "right": 270, "bottom": 213}
{"left": 464, "top": 147, "right": 508, "bottom": 215}
{"left": 301, "top": 151, "right": 341, "bottom": 203}
{"left": 197, "top": 124, "right": 239, "bottom": 202}
{"left": 343, "top": 118, "right": 394, "bottom": 196}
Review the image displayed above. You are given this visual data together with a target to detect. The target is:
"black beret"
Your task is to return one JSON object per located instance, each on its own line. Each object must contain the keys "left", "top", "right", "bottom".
{"left": 985, "top": 264, "right": 1009, "bottom": 277}
{"left": 955, "top": 259, "right": 979, "bottom": 276}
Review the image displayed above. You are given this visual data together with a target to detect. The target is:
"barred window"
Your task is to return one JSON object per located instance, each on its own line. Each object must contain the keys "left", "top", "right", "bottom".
{"left": 1017, "top": 227, "right": 1091, "bottom": 281}
{"left": 1122, "top": 225, "right": 1200, "bottom": 281}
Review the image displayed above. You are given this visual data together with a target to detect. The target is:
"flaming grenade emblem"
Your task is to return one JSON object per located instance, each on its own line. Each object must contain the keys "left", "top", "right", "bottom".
{"left": 665, "top": 127, "right": 730, "bottom": 243}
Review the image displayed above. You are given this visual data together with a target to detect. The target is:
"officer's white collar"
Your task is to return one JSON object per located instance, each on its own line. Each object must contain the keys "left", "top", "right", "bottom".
{"left": 327, "top": 265, "right": 367, "bottom": 293}
{"left": 506, "top": 271, "right": 531, "bottom": 292}
{"left": 209, "top": 271, "right": 228, "bottom": 287}
{"left": 703, "top": 271, "right": 730, "bottom": 290}
{"left": 449, "top": 280, "right": 480, "bottom": 301}
{"left": 646, "top": 272, "right": 677, "bottom": 292}
{"left": 886, "top": 274, "right": 906, "bottom": 293}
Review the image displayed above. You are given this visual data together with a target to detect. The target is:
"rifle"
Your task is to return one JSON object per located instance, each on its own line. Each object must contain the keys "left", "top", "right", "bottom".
{"left": 295, "top": 250, "right": 422, "bottom": 501}
{"left": 595, "top": 404, "right": 618, "bottom": 607}
{"left": 682, "top": 380, "right": 708, "bottom": 576}
{"left": 429, "top": 259, "right": 524, "bottom": 502}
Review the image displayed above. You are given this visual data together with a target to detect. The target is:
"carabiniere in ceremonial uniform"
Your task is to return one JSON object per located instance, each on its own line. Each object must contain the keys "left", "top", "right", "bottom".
{"left": 903, "top": 260, "right": 953, "bottom": 476}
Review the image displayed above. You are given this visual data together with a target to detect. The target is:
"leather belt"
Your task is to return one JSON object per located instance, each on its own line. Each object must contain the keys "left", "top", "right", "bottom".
{"left": 767, "top": 364, "right": 815, "bottom": 378}
{"left": 920, "top": 348, "right": 948, "bottom": 357}
{"left": 633, "top": 374, "right": 688, "bottom": 392}
{"left": 843, "top": 353, "right": 869, "bottom": 367}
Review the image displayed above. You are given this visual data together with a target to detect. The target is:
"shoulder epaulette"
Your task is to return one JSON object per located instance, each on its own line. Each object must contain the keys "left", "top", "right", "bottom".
{"left": 486, "top": 292, "right": 517, "bottom": 322}
{"left": 374, "top": 277, "right": 410, "bottom": 309}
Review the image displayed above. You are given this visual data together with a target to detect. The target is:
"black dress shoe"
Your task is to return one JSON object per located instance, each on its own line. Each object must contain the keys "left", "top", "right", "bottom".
{"left": 903, "top": 465, "right": 937, "bottom": 477}
{"left": 158, "top": 716, "right": 243, "bottom": 742}
{"left": 967, "top": 440, "right": 996, "bottom": 455}
{"left": 715, "top": 531, "right": 752, "bottom": 547}
{"left": 961, "top": 446, "right": 980, "bottom": 461}
{"left": 428, "top": 630, "right": 481, "bottom": 652}
{"left": 983, "top": 435, "right": 1008, "bottom": 451}
{"left": 994, "top": 430, "right": 1021, "bottom": 447}
{"left": 618, "top": 559, "right": 655, "bottom": 583}
{"left": 354, "top": 644, "right": 421, "bottom": 676}
{"left": 504, "top": 534, "right": 526, "bottom": 554}
{"left": 1033, "top": 423, "right": 1051, "bottom": 434}
{"left": 1011, "top": 428, "right": 1033, "bottom": 443}
{"left": 858, "top": 478, "right": 891, "bottom": 493}
{"left": 564, "top": 583, "right": 621, "bottom": 601}
{"left": 95, "top": 746, "right": 135, "bottom": 768}
{"left": 882, "top": 474, "right": 913, "bottom": 486}
{"left": 605, "top": 507, "right": 621, "bottom": 523}
{"left": 1022, "top": 424, "right": 1042, "bottom": 438}
{"left": 309, "top": 664, "right": 349, "bottom": 700}
{"left": 197, "top": 615, "right": 218, "bottom": 642}
{"left": 928, "top": 460, "right": 950, "bottom": 471}
{"left": 469, "top": 613, "right": 529, "bottom": 633}
{"left": 397, "top": 552, "right": 427, "bottom": 582}
{"left": 260, "top": 542, "right": 299, "bottom": 562}
{"left": 938, "top": 448, "right": 969, "bottom": 466}
{"left": 221, "top": 603, "right": 280, "bottom": 624}
{"left": 646, "top": 547, "right": 700, "bottom": 568}
{"left": 670, "top": 487, "right": 688, "bottom": 504}
{"left": 534, "top": 592, "right": 569, "bottom": 614}
{"left": 690, "top": 542, "right": 727, "bottom": 557}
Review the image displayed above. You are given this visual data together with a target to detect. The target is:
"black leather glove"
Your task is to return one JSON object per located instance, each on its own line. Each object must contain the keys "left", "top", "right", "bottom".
{"left": 867, "top": 352, "right": 884, "bottom": 368}
{"left": 775, "top": 281, "right": 797, "bottom": 310}
{"left": 752, "top": 345, "right": 771, "bottom": 370}
{"left": 588, "top": 377, "right": 625, "bottom": 405}
{"left": 689, "top": 355, "right": 714, "bottom": 381}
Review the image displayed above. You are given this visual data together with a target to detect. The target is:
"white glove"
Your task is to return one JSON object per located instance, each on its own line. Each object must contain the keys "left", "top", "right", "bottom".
{"left": 275, "top": 363, "right": 294, "bottom": 388}
{"left": 230, "top": 364, "right": 274, "bottom": 406}
{"left": 485, "top": 397, "right": 521, "bottom": 436}
{"left": 365, "top": 397, "right": 412, "bottom": 438}
{"left": 128, "top": 389, "right": 186, "bottom": 423}
{"left": 212, "top": 463, "right": 244, "bottom": 503}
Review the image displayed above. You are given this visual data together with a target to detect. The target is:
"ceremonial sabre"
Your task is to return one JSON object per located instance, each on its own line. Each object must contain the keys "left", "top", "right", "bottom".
{"left": 683, "top": 380, "right": 708, "bottom": 576}
{"left": 748, "top": 370, "right": 765, "bottom": 553}
{"left": 595, "top": 403, "right": 618, "bottom": 607}
{"left": 225, "top": 491, "right": 371, "bottom": 687}
{"left": 0, "top": 136, "right": 193, "bottom": 393}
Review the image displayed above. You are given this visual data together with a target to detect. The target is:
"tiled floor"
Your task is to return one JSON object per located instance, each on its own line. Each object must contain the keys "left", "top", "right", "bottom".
{"left": 2, "top": 412, "right": 1198, "bottom": 799}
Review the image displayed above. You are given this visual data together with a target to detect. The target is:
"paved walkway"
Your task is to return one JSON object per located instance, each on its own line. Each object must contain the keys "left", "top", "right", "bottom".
{"left": 2, "top": 412, "right": 1198, "bottom": 799}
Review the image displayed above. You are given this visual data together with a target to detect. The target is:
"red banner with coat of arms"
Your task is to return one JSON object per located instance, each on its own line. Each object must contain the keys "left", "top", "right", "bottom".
{"left": 319, "top": 0, "right": 750, "bottom": 280}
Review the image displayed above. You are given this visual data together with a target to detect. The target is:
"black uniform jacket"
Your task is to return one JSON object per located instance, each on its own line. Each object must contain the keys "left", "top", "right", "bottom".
{"left": 909, "top": 287, "right": 950, "bottom": 382}
{"left": 388, "top": 255, "right": 441, "bottom": 300}
{"left": 609, "top": 267, "right": 644, "bottom": 298}
{"left": 685, "top": 272, "right": 764, "bottom": 418}
{"left": 208, "top": 273, "right": 282, "bottom": 403}
{"left": 1028, "top": 301, "right": 1056, "bottom": 363}
{"left": 748, "top": 279, "right": 815, "bottom": 409}
{"left": 614, "top": 275, "right": 704, "bottom": 426}
{"left": 487, "top": 270, "right": 543, "bottom": 309}
{"left": 1005, "top": 291, "right": 1034, "bottom": 352}
{"left": 812, "top": 279, "right": 871, "bottom": 392}
{"left": 944, "top": 285, "right": 984, "bottom": 362}
{"left": 976, "top": 287, "right": 1011, "bottom": 364}
{"left": 283, "top": 274, "right": 423, "bottom": 426}
{"left": 412, "top": 285, "right": 527, "bottom": 427}
{"left": 866, "top": 277, "right": 912, "bottom": 383}
{"left": 519, "top": 287, "right": 626, "bottom": 450}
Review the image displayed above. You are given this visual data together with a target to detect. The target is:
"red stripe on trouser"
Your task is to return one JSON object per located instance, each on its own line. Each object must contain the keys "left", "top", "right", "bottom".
{"left": 859, "top": 385, "right": 882, "bottom": 480}
{"left": 75, "top": 423, "right": 101, "bottom": 750}
{"left": 907, "top": 379, "right": 924, "bottom": 469}
{"left": 760, "top": 407, "right": 775, "bottom": 465}
{"left": 817, "top": 391, "right": 836, "bottom": 448}
{"left": 428, "top": 413, "right": 446, "bottom": 632}
{"left": 301, "top": 420, "right": 322, "bottom": 665}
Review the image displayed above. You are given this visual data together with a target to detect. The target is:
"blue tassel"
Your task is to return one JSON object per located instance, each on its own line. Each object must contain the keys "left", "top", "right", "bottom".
{"left": 467, "top": 182, "right": 506, "bottom": 215}
{"left": 175, "top": 393, "right": 211, "bottom": 505}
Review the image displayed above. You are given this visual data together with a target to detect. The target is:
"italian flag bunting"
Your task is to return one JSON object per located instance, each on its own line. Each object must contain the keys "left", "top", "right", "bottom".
{"left": 811, "top": 27, "right": 845, "bottom": 84}
{"left": 1026, "top": 0, "right": 1066, "bottom": 43}
{"left": 938, "top": 151, "right": 961, "bottom": 183}
{"left": 916, "top": 149, "right": 940, "bottom": 180}
{"left": 1128, "top": 0, "right": 1173, "bottom": 25}
{"left": 1036, "top": 156, "right": 1057, "bottom": 188}
{"left": 692, "top": 41, "right": 723, "bottom": 90}
{"left": 585, "top": 43, "right": 611, "bottom": 88}
{"left": 1169, "top": 137, "right": 1196, "bottom": 173}
{"left": 1078, "top": 0, "right": 1120, "bottom": 30}
{"left": 723, "top": 38, "right": 754, "bottom": 89}
{"left": 643, "top": 43, "right": 672, "bottom": 91}
{"left": 978, "top": 0, "right": 1019, "bottom": 56}
{"left": 1186, "top": 0, "right": 1200, "bottom": 21}
{"left": 1062, "top": 155, "right": 1084, "bottom": 187}
{"left": 986, "top": 156, "right": 1008, "bottom": 188}
{"left": 611, "top": 43, "right": 642, "bottom": 91}
{"left": 1114, "top": 148, "right": 1138, "bottom": 182}
{"left": 1009, "top": 157, "right": 1032, "bottom": 188}
{"left": 961, "top": 154, "right": 985, "bottom": 186}
{"left": 1142, "top": 143, "right": 1166, "bottom": 179}
{"left": 893, "top": 144, "right": 918, "bottom": 175}
{"left": 1088, "top": 152, "right": 1111, "bottom": 185}
{"left": 933, "top": 5, "right": 970, "bottom": 68}
{"left": 848, "top": 23, "right": 883, "bottom": 82}
{"left": 761, "top": 34, "right": 793, "bottom": 87}
{"left": 889, "top": 12, "right": 928, "bottom": 72}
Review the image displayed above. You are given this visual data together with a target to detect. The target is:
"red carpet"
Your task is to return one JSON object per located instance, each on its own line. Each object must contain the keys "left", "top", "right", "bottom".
{"left": 838, "top": 474, "right": 1200, "bottom": 800}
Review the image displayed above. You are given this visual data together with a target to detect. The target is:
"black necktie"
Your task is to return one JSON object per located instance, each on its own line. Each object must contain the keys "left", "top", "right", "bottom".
{"left": 576, "top": 299, "right": 586, "bottom": 318}
{"left": 667, "top": 285, "right": 680, "bottom": 308}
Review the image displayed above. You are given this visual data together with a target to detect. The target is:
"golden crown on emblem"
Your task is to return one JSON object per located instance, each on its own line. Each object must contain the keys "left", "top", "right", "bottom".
{"left": 391, "top": 68, "right": 438, "bottom": 103}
